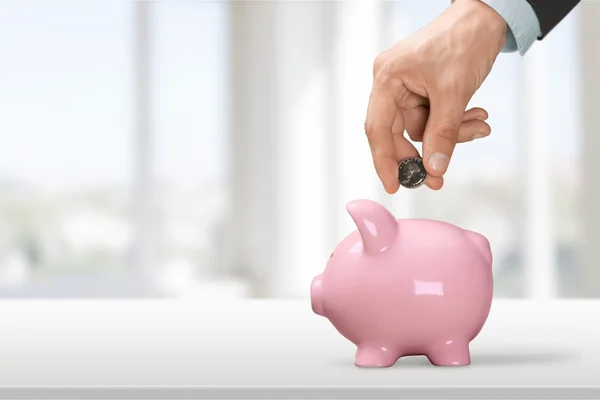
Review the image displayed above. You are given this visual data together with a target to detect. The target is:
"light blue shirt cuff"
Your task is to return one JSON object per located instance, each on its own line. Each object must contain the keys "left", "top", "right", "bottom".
{"left": 479, "top": 0, "right": 542, "bottom": 56}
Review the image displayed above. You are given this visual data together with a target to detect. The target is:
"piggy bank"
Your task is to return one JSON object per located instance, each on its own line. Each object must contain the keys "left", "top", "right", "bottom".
{"left": 310, "top": 199, "right": 493, "bottom": 367}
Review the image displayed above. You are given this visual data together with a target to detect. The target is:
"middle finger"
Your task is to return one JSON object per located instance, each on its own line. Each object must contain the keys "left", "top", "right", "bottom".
{"left": 405, "top": 106, "right": 490, "bottom": 143}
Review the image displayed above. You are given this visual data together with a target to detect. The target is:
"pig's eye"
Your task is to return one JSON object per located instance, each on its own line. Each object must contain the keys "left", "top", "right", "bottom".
{"left": 329, "top": 252, "right": 334, "bottom": 258}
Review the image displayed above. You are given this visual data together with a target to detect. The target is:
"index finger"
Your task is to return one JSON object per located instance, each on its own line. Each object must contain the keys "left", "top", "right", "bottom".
{"left": 365, "top": 86, "right": 399, "bottom": 194}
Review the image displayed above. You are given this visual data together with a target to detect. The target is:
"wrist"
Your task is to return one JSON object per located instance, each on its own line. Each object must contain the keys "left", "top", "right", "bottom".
{"left": 455, "top": 0, "right": 508, "bottom": 52}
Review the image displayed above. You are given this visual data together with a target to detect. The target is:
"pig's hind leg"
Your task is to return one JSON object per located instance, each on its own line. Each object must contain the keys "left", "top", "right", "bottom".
{"left": 425, "top": 339, "right": 471, "bottom": 367}
{"left": 354, "top": 344, "right": 400, "bottom": 368}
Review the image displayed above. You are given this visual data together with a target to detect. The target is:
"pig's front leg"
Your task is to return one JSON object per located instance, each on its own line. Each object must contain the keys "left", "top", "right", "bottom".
{"left": 426, "top": 339, "right": 471, "bottom": 366}
{"left": 354, "top": 344, "right": 399, "bottom": 368}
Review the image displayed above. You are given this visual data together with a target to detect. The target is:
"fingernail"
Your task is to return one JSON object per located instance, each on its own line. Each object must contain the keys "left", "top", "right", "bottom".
{"left": 472, "top": 133, "right": 487, "bottom": 140}
{"left": 428, "top": 153, "right": 449, "bottom": 173}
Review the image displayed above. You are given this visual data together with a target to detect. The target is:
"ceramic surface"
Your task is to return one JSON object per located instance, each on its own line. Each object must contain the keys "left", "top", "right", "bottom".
{"left": 311, "top": 199, "right": 493, "bottom": 367}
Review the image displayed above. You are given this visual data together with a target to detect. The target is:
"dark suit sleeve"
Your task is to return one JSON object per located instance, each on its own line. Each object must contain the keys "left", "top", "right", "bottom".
{"left": 525, "top": 0, "right": 580, "bottom": 39}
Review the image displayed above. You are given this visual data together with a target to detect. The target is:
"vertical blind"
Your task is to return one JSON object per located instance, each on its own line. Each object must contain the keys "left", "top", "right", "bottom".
{"left": 227, "top": 0, "right": 590, "bottom": 299}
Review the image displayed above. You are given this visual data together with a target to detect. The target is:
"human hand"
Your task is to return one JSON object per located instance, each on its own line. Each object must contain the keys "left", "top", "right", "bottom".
{"left": 365, "top": 0, "right": 507, "bottom": 193}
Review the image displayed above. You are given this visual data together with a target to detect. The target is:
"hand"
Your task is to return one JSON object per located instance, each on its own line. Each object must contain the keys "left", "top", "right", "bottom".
{"left": 365, "top": 0, "right": 507, "bottom": 193}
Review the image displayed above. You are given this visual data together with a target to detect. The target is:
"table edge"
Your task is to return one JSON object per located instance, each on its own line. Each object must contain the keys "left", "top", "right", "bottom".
{"left": 0, "top": 386, "right": 599, "bottom": 400}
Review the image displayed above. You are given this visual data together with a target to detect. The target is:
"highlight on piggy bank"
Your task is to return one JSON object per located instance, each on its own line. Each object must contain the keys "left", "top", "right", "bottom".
{"left": 311, "top": 199, "right": 493, "bottom": 367}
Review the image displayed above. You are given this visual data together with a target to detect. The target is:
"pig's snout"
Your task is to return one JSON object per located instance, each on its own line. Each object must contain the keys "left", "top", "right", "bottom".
{"left": 311, "top": 274, "right": 325, "bottom": 317}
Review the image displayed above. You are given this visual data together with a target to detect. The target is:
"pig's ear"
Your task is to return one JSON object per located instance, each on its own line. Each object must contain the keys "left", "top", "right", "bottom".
{"left": 465, "top": 230, "right": 493, "bottom": 265}
{"left": 346, "top": 199, "right": 398, "bottom": 255}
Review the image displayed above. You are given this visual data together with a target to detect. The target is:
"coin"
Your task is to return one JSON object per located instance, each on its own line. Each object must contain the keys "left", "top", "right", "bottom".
{"left": 397, "top": 157, "right": 427, "bottom": 189}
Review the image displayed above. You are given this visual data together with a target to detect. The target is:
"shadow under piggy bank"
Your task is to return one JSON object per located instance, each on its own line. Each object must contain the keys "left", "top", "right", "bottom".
{"left": 333, "top": 348, "right": 577, "bottom": 368}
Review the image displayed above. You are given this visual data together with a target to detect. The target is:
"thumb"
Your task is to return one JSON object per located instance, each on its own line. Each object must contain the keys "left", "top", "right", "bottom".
{"left": 421, "top": 93, "right": 468, "bottom": 178}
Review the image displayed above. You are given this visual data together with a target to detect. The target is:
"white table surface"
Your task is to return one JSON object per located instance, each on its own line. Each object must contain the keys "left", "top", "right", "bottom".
{"left": 0, "top": 299, "right": 598, "bottom": 399}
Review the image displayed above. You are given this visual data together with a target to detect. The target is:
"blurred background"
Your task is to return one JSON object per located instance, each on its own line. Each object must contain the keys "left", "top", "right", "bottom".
{"left": 0, "top": 0, "right": 598, "bottom": 299}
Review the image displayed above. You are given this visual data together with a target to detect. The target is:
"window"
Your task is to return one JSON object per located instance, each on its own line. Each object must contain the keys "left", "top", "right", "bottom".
{"left": 0, "top": 0, "right": 135, "bottom": 297}
{"left": 0, "top": 0, "right": 236, "bottom": 298}
{"left": 390, "top": 1, "right": 530, "bottom": 297}
{"left": 227, "top": 0, "right": 591, "bottom": 299}
{"left": 151, "top": 1, "right": 243, "bottom": 298}
{"left": 0, "top": 0, "right": 592, "bottom": 300}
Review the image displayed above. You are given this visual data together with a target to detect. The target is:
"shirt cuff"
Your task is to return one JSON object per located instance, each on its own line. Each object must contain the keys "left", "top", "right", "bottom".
{"left": 479, "top": 0, "right": 542, "bottom": 55}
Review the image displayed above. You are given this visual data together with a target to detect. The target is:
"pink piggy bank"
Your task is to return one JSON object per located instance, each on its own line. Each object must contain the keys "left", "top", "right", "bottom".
{"left": 311, "top": 199, "right": 493, "bottom": 367}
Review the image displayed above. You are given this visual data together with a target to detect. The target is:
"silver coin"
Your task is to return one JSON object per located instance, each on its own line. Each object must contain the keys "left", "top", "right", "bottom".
{"left": 397, "top": 157, "right": 427, "bottom": 189}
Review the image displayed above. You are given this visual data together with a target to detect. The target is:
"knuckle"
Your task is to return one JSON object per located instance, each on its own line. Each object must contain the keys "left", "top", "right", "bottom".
{"left": 371, "top": 145, "right": 382, "bottom": 158}
{"left": 434, "top": 123, "right": 459, "bottom": 142}
{"left": 433, "top": 70, "right": 464, "bottom": 95}
{"left": 371, "top": 144, "right": 391, "bottom": 161}
{"left": 373, "top": 54, "right": 387, "bottom": 76}
{"left": 407, "top": 131, "right": 422, "bottom": 142}
{"left": 394, "top": 86, "right": 414, "bottom": 109}
{"left": 437, "top": 78, "right": 459, "bottom": 95}
{"left": 364, "top": 120, "right": 371, "bottom": 137}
